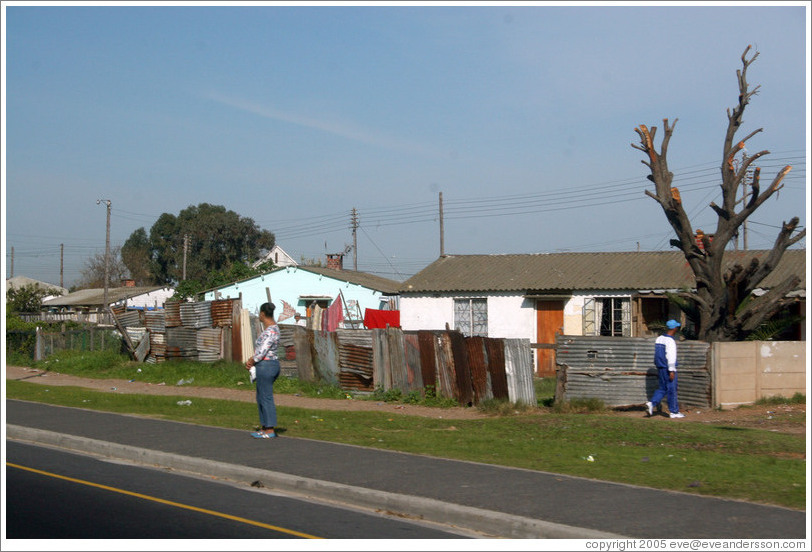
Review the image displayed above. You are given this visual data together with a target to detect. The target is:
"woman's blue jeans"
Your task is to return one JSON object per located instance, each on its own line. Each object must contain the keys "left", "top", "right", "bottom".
{"left": 255, "top": 359, "right": 280, "bottom": 428}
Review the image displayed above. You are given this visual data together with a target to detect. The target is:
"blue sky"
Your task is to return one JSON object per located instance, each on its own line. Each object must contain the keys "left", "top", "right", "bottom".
{"left": 3, "top": 2, "right": 809, "bottom": 287}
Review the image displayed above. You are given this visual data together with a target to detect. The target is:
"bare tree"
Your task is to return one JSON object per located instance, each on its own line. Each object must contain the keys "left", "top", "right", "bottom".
{"left": 632, "top": 46, "right": 805, "bottom": 342}
{"left": 78, "top": 246, "right": 129, "bottom": 289}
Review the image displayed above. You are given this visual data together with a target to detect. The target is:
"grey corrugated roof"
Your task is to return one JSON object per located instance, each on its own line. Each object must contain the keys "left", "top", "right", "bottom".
{"left": 294, "top": 266, "right": 402, "bottom": 295}
{"left": 43, "top": 286, "right": 169, "bottom": 307}
{"left": 400, "top": 250, "right": 806, "bottom": 294}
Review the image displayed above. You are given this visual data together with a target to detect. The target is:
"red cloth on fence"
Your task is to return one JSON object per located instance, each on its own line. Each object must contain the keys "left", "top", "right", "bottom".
{"left": 363, "top": 309, "right": 400, "bottom": 329}
{"left": 322, "top": 297, "right": 344, "bottom": 332}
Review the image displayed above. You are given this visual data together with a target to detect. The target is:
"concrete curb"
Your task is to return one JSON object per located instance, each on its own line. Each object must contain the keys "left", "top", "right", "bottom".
{"left": 8, "top": 424, "right": 623, "bottom": 539}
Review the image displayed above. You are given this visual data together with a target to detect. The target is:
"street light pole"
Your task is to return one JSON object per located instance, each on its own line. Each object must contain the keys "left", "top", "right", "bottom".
{"left": 97, "top": 199, "right": 111, "bottom": 319}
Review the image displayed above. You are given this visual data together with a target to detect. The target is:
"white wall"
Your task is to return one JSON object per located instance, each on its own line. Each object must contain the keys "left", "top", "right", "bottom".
{"left": 402, "top": 290, "right": 637, "bottom": 340}
{"left": 401, "top": 292, "right": 536, "bottom": 340}
{"left": 203, "top": 267, "right": 388, "bottom": 321}
{"left": 122, "top": 287, "right": 175, "bottom": 309}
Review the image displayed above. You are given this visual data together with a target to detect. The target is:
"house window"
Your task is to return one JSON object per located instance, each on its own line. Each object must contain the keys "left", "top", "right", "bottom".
{"left": 454, "top": 298, "right": 487, "bottom": 337}
{"left": 582, "top": 297, "right": 631, "bottom": 337}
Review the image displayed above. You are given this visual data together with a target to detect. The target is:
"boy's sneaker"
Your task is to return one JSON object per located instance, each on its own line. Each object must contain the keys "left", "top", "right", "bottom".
{"left": 669, "top": 412, "right": 685, "bottom": 419}
{"left": 645, "top": 402, "right": 653, "bottom": 417}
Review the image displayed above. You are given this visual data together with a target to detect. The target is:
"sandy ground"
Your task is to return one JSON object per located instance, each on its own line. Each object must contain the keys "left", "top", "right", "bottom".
{"left": 5, "top": 364, "right": 806, "bottom": 432}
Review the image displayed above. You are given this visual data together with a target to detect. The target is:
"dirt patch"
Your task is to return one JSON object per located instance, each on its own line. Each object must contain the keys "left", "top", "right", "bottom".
{"left": 5, "top": 365, "right": 806, "bottom": 432}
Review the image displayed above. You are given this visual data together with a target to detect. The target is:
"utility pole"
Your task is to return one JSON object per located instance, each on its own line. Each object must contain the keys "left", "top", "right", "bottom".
{"left": 97, "top": 199, "right": 111, "bottom": 314}
{"left": 60, "top": 243, "right": 64, "bottom": 288}
{"left": 182, "top": 234, "right": 189, "bottom": 281}
{"left": 350, "top": 208, "right": 359, "bottom": 270}
{"left": 439, "top": 192, "right": 445, "bottom": 257}
{"left": 10, "top": 246, "right": 13, "bottom": 278}
{"left": 734, "top": 153, "right": 751, "bottom": 251}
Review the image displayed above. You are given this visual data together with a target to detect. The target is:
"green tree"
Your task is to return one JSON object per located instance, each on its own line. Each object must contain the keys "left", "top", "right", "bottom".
{"left": 6, "top": 284, "right": 59, "bottom": 313}
{"left": 121, "top": 227, "right": 153, "bottom": 285}
{"left": 140, "top": 203, "right": 275, "bottom": 285}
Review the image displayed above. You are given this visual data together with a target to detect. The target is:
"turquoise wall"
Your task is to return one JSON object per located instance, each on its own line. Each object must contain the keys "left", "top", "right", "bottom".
{"left": 203, "top": 266, "right": 389, "bottom": 324}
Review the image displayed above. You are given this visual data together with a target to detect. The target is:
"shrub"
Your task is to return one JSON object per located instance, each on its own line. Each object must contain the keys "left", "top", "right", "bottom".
{"left": 754, "top": 393, "right": 806, "bottom": 406}
{"left": 477, "top": 398, "right": 531, "bottom": 416}
{"left": 552, "top": 397, "right": 606, "bottom": 414}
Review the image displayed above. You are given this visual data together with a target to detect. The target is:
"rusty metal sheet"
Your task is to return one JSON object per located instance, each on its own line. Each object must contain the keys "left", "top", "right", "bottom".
{"left": 339, "top": 343, "right": 373, "bottom": 377}
{"left": 164, "top": 302, "right": 182, "bottom": 327}
{"left": 165, "top": 327, "right": 199, "bottom": 360}
{"left": 144, "top": 310, "right": 166, "bottom": 332}
{"left": 448, "top": 330, "right": 474, "bottom": 406}
{"left": 402, "top": 332, "right": 424, "bottom": 392}
{"left": 466, "top": 336, "right": 489, "bottom": 404}
{"left": 211, "top": 299, "right": 235, "bottom": 327}
{"left": 484, "top": 338, "right": 509, "bottom": 400}
{"left": 436, "top": 333, "right": 458, "bottom": 400}
{"left": 417, "top": 331, "right": 438, "bottom": 390}
{"left": 339, "top": 371, "right": 373, "bottom": 392}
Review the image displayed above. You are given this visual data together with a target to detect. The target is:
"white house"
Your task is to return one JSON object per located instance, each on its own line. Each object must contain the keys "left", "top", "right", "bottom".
{"left": 252, "top": 244, "right": 298, "bottom": 269}
{"left": 6, "top": 275, "right": 67, "bottom": 302}
{"left": 42, "top": 285, "right": 175, "bottom": 311}
{"left": 203, "top": 262, "right": 401, "bottom": 327}
{"left": 399, "top": 250, "right": 806, "bottom": 376}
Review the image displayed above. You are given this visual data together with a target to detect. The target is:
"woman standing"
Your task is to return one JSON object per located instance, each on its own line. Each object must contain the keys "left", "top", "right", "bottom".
{"left": 245, "top": 302, "right": 281, "bottom": 438}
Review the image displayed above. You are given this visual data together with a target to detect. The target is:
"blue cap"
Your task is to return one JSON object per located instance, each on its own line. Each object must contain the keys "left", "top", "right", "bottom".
{"left": 666, "top": 319, "right": 681, "bottom": 329}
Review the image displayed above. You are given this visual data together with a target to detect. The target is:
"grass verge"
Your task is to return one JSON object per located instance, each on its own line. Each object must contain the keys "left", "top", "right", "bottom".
{"left": 6, "top": 379, "right": 805, "bottom": 510}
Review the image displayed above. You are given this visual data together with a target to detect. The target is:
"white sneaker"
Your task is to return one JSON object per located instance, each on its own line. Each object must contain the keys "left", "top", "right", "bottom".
{"left": 669, "top": 412, "right": 685, "bottom": 419}
{"left": 645, "top": 402, "right": 653, "bottom": 417}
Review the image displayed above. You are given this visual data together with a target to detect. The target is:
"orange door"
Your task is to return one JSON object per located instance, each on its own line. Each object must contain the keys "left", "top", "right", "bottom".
{"left": 536, "top": 300, "right": 564, "bottom": 377}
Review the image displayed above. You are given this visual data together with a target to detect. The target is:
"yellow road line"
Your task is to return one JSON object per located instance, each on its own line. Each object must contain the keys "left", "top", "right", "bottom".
{"left": 6, "top": 462, "right": 322, "bottom": 539}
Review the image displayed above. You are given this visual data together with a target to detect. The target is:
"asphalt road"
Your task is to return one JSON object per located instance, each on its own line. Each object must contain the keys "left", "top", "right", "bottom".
{"left": 5, "top": 441, "right": 466, "bottom": 540}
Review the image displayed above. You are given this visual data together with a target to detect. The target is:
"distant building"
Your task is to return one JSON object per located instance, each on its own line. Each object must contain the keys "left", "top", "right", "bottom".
{"left": 41, "top": 285, "right": 174, "bottom": 323}
{"left": 6, "top": 276, "right": 67, "bottom": 302}
{"left": 253, "top": 245, "right": 298, "bottom": 269}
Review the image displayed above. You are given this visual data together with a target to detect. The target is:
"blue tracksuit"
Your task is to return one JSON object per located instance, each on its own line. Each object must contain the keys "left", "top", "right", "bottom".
{"left": 650, "top": 333, "right": 679, "bottom": 414}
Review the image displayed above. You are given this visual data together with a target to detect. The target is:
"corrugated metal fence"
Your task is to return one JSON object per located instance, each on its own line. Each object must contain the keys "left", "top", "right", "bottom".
{"left": 294, "top": 327, "right": 536, "bottom": 406}
{"left": 556, "top": 335, "right": 711, "bottom": 408}
{"left": 111, "top": 299, "right": 243, "bottom": 364}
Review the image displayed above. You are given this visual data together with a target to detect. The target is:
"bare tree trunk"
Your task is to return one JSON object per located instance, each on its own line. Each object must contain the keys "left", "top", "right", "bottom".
{"left": 632, "top": 46, "right": 804, "bottom": 342}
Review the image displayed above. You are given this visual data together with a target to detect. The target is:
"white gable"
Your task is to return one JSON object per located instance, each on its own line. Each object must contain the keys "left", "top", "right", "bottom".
{"left": 253, "top": 245, "right": 298, "bottom": 268}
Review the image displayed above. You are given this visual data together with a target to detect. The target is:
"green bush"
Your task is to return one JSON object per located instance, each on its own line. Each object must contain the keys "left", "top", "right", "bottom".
{"left": 553, "top": 397, "right": 606, "bottom": 413}
{"left": 477, "top": 398, "right": 531, "bottom": 416}
{"left": 754, "top": 393, "right": 806, "bottom": 406}
{"left": 372, "top": 386, "right": 403, "bottom": 403}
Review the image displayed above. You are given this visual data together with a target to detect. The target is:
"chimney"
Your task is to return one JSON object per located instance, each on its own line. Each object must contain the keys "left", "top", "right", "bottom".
{"left": 326, "top": 253, "right": 344, "bottom": 271}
